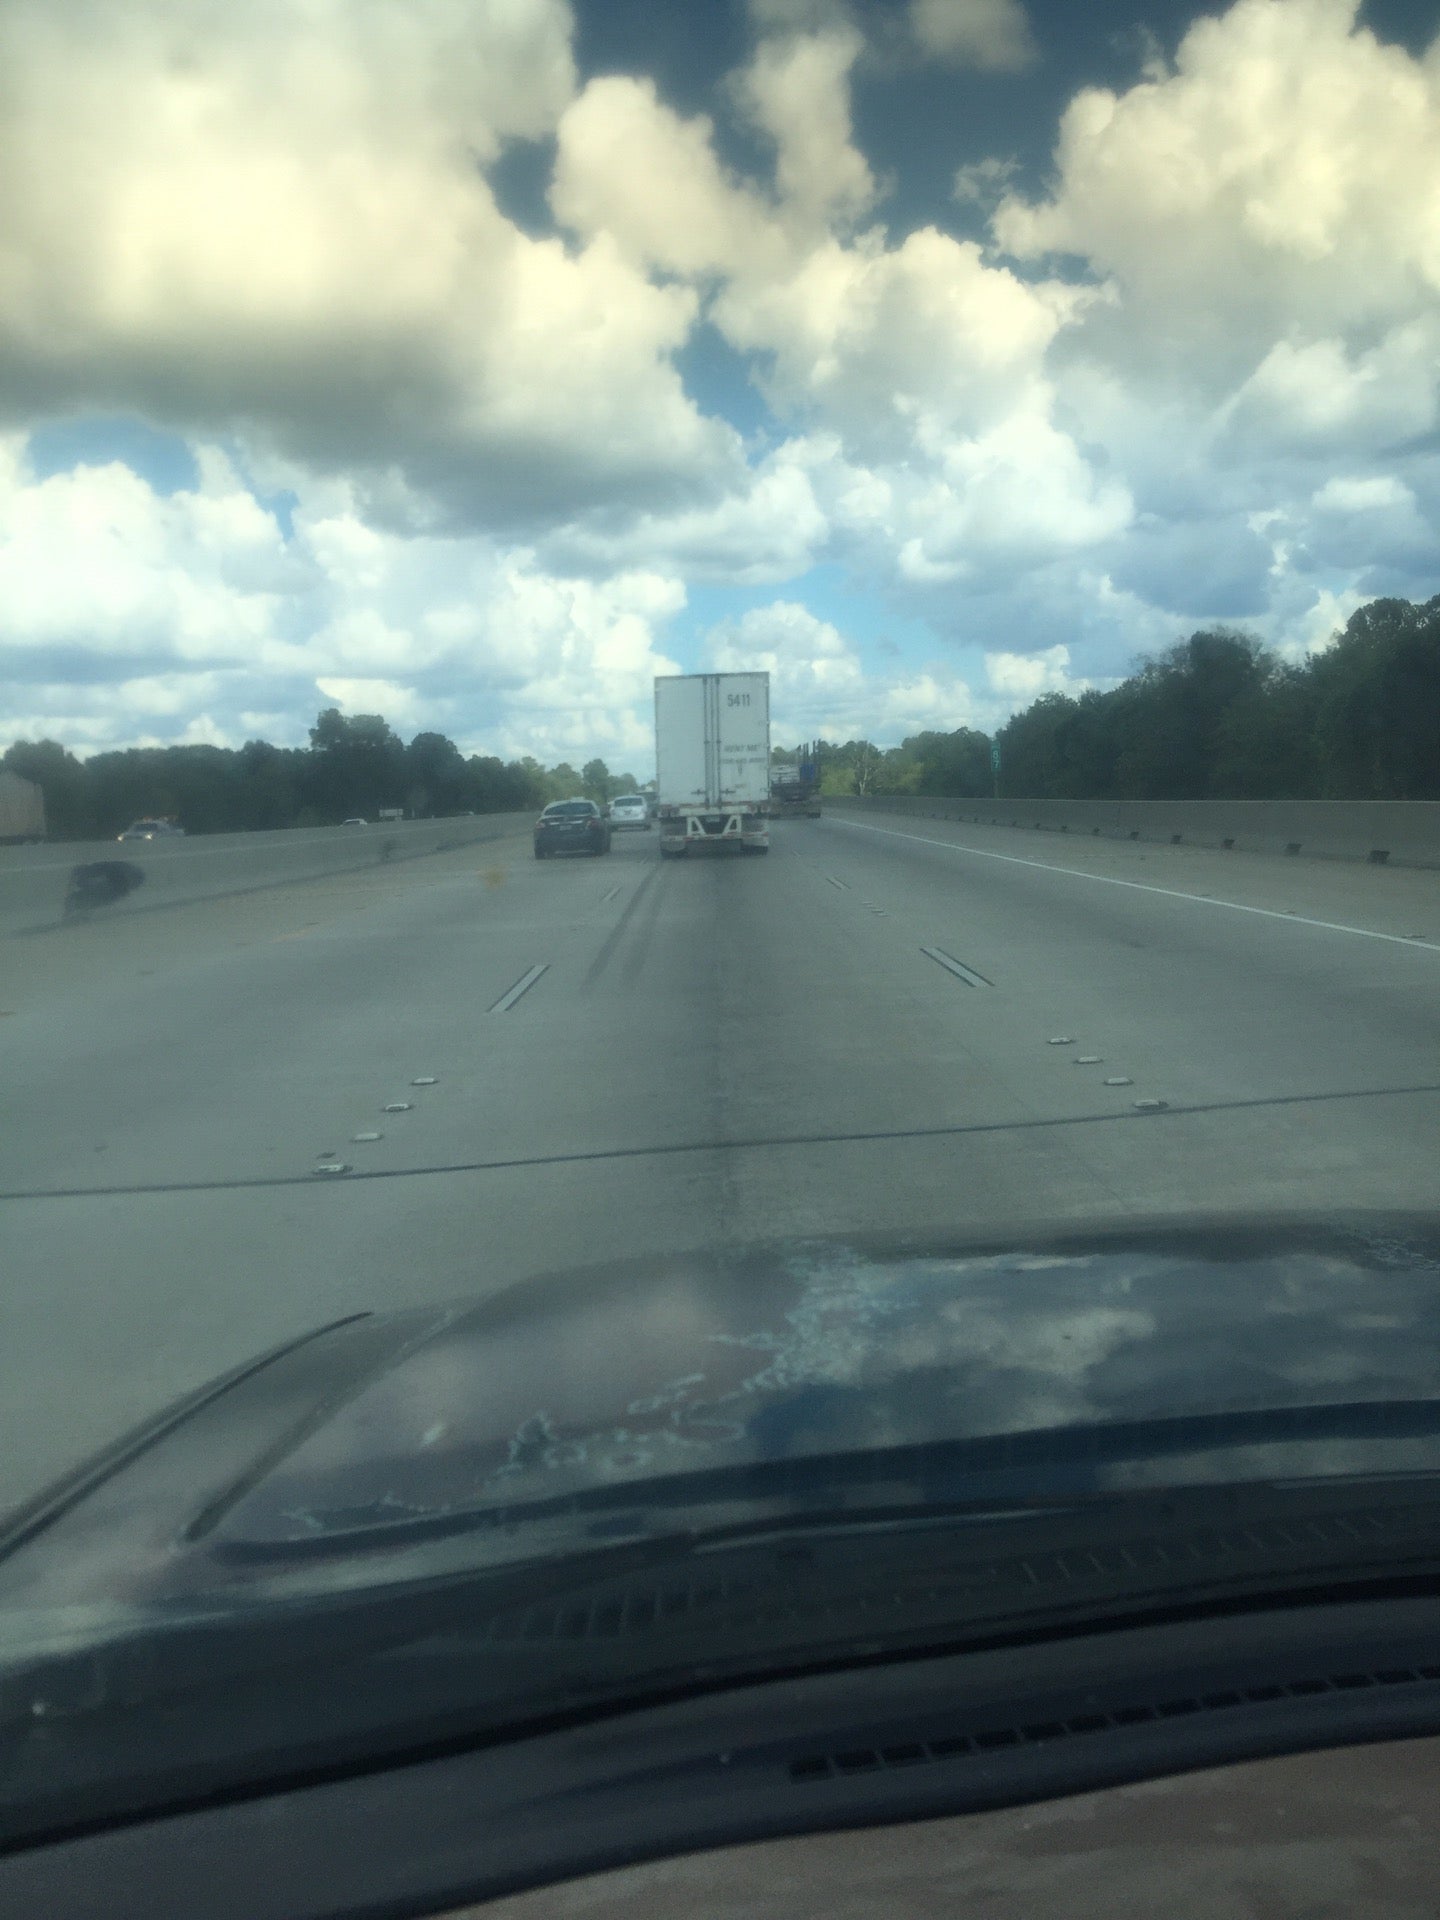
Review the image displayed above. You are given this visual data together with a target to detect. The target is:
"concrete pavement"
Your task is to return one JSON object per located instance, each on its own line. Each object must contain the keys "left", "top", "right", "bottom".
{"left": 1, "top": 814, "right": 1437, "bottom": 1513}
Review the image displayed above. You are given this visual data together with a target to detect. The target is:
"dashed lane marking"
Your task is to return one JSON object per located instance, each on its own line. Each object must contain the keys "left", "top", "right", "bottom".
{"left": 489, "top": 963, "right": 549, "bottom": 1013}
{"left": 921, "top": 946, "right": 993, "bottom": 989}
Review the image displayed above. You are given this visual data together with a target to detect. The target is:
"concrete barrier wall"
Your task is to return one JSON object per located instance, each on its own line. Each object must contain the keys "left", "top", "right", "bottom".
{"left": 827, "top": 796, "right": 1440, "bottom": 871}
{"left": 0, "top": 813, "right": 532, "bottom": 938}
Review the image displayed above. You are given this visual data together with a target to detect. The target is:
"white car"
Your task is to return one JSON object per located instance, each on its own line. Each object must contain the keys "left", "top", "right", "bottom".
{"left": 116, "top": 818, "right": 185, "bottom": 842}
{"left": 608, "top": 795, "right": 651, "bottom": 831}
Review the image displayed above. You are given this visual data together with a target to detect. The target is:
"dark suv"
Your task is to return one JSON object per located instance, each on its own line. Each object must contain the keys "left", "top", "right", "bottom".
{"left": 534, "top": 798, "right": 610, "bottom": 859}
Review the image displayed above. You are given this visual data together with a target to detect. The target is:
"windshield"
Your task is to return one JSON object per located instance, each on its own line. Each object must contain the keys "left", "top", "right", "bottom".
{"left": 1, "top": 0, "right": 1439, "bottom": 1836}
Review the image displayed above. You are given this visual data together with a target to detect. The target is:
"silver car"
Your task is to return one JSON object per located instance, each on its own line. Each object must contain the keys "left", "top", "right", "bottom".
{"left": 608, "top": 794, "right": 651, "bottom": 831}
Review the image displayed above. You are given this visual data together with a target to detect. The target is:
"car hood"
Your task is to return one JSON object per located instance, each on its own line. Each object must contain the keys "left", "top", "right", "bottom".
{"left": 5, "top": 1218, "right": 1440, "bottom": 1619}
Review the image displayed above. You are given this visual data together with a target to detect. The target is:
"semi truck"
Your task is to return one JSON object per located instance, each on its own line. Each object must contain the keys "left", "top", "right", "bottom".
{"left": 0, "top": 769, "right": 46, "bottom": 843}
{"left": 654, "top": 672, "right": 770, "bottom": 856}
{"left": 770, "top": 746, "right": 822, "bottom": 819}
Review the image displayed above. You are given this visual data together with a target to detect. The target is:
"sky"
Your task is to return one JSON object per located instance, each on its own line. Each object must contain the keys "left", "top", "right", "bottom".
{"left": 1, "top": 0, "right": 1437, "bottom": 773}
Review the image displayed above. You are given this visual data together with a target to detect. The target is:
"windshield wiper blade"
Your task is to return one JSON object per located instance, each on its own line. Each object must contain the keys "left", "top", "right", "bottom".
{"left": 211, "top": 1397, "right": 1440, "bottom": 1566}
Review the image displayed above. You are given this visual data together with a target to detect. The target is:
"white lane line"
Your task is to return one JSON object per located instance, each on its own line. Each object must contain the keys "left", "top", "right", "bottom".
{"left": 488, "top": 963, "right": 549, "bottom": 1013}
{"left": 826, "top": 876, "right": 849, "bottom": 889}
{"left": 601, "top": 886, "right": 621, "bottom": 902}
{"left": 921, "top": 946, "right": 993, "bottom": 988}
{"left": 838, "top": 819, "right": 1440, "bottom": 954}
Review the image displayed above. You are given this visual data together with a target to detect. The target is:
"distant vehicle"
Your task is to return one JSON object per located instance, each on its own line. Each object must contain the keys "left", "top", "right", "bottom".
{"left": 608, "top": 794, "right": 651, "bottom": 831}
{"left": 340, "top": 817, "right": 369, "bottom": 827}
{"left": 534, "top": 798, "right": 610, "bottom": 859}
{"left": 654, "top": 672, "right": 770, "bottom": 856}
{"left": 0, "top": 768, "right": 45, "bottom": 843}
{"left": 116, "top": 817, "right": 184, "bottom": 843}
{"left": 770, "top": 749, "right": 822, "bottom": 819}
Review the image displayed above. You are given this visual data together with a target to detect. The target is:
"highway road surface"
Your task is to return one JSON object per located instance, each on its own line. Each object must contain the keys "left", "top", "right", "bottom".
{"left": 2, "top": 811, "right": 1438, "bottom": 1515}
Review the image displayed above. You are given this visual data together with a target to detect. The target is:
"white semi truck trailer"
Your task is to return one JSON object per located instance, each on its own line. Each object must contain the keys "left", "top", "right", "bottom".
{"left": 654, "top": 673, "right": 770, "bottom": 857}
{"left": 0, "top": 769, "right": 46, "bottom": 844}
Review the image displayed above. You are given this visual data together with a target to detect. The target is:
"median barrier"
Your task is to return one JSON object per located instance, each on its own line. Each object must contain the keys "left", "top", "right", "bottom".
{"left": 826, "top": 797, "right": 1440, "bottom": 871}
{"left": 0, "top": 814, "right": 532, "bottom": 938}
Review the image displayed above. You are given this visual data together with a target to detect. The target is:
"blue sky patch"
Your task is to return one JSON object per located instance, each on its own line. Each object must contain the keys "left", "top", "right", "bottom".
{"left": 27, "top": 416, "right": 199, "bottom": 496}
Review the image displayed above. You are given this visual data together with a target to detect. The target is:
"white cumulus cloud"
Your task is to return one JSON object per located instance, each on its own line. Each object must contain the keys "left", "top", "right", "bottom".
{"left": 706, "top": 599, "right": 983, "bottom": 741}
{"left": 995, "top": 0, "right": 1440, "bottom": 375}
{"left": 909, "top": 0, "right": 1037, "bottom": 72}
{"left": 0, "top": 0, "right": 745, "bottom": 531}
{"left": 5, "top": 0, "right": 1440, "bottom": 756}
{"left": 0, "top": 436, "right": 686, "bottom": 766}
{"left": 984, "top": 643, "right": 1086, "bottom": 700}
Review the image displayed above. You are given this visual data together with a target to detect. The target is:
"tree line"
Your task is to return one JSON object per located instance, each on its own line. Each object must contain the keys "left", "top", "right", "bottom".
{"left": 7, "top": 593, "right": 1437, "bottom": 838}
{"left": 781, "top": 595, "right": 1440, "bottom": 803}
{"left": 1, "top": 708, "right": 641, "bottom": 841}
